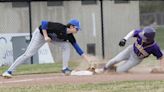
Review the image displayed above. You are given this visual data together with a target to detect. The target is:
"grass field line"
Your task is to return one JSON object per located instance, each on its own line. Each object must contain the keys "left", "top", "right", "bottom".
{"left": 0, "top": 76, "right": 56, "bottom": 84}
{"left": 1, "top": 73, "right": 164, "bottom": 86}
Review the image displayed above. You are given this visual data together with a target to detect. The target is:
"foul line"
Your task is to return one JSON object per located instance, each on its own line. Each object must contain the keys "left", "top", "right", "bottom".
{"left": 0, "top": 77, "right": 56, "bottom": 84}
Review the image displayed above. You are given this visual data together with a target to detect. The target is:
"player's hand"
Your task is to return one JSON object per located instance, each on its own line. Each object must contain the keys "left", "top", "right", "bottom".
{"left": 119, "top": 39, "right": 126, "bottom": 47}
{"left": 45, "top": 37, "right": 51, "bottom": 42}
{"left": 87, "top": 61, "right": 96, "bottom": 73}
{"left": 82, "top": 54, "right": 96, "bottom": 70}
{"left": 151, "top": 67, "right": 164, "bottom": 73}
{"left": 82, "top": 54, "right": 91, "bottom": 62}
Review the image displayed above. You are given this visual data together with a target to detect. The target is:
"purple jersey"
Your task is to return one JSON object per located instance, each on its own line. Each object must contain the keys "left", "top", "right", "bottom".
{"left": 133, "top": 29, "right": 163, "bottom": 59}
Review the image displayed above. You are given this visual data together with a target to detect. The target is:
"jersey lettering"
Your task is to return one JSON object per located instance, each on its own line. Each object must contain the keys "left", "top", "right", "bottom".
{"left": 134, "top": 41, "right": 149, "bottom": 59}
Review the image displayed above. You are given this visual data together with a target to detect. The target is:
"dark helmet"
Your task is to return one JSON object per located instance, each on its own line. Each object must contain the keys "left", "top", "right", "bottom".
{"left": 142, "top": 27, "right": 156, "bottom": 43}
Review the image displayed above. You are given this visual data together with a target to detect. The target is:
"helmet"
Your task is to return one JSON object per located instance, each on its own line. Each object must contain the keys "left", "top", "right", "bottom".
{"left": 141, "top": 27, "right": 156, "bottom": 43}
{"left": 68, "top": 19, "right": 81, "bottom": 31}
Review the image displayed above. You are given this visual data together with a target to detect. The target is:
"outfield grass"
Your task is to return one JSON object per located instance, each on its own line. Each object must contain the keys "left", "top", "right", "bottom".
{"left": 1, "top": 80, "right": 164, "bottom": 92}
{"left": 0, "top": 61, "right": 78, "bottom": 75}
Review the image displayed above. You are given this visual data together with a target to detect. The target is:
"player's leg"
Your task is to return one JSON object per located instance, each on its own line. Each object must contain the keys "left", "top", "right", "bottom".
{"left": 51, "top": 41, "right": 71, "bottom": 75}
{"left": 61, "top": 42, "right": 70, "bottom": 69}
{"left": 105, "top": 45, "right": 133, "bottom": 69}
{"left": 3, "top": 28, "right": 45, "bottom": 77}
{"left": 60, "top": 42, "right": 72, "bottom": 75}
{"left": 116, "top": 50, "right": 142, "bottom": 72}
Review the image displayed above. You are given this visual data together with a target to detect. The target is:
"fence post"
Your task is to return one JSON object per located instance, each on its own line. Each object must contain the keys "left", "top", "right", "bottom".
{"left": 28, "top": 0, "right": 33, "bottom": 64}
{"left": 100, "top": 0, "right": 105, "bottom": 59}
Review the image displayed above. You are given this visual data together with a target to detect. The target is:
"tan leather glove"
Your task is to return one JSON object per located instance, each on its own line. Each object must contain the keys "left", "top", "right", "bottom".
{"left": 87, "top": 61, "right": 97, "bottom": 73}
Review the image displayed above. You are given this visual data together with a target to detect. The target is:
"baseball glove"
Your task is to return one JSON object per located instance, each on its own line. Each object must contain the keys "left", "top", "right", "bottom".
{"left": 87, "top": 62, "right": 97, "bottom": 73}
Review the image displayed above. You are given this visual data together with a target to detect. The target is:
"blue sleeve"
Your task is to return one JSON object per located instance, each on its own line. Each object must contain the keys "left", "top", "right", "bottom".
{"left": 41, "top": 20, "right": 48, "bottom": 30}
{"left": 72, "top": 43, "right": 84, "bottom": 56}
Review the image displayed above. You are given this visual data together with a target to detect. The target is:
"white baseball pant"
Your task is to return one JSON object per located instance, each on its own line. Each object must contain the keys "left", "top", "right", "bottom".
{"left": 105, "top": 45, "right": 142, "bottom": 72}
{"left": 7, "top": 28, "right": 70, "bottom": 72}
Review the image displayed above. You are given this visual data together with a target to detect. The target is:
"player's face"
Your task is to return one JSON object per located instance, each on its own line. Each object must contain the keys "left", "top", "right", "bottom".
{"left": 67, "top": 25, "right": 78, "bottom": 34}
{"left": 140, "top": 31, "right": 149, "bottom": 43}
{"left": 141, "top": 31, "right": 154, "bottom": 44}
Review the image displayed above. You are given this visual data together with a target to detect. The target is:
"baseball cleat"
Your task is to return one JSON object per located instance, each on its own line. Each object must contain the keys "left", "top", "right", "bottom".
{"left": 103, "top": 66, "right": 108, "bottom": 71}
{"left": 62, "top": 67, "right": 72, "bottom": 76}
{"left": 103, "top": 65, "right": 117, "bottom": 73}
{"left": 2, "top": 71, "right": 12, "bottom": 78}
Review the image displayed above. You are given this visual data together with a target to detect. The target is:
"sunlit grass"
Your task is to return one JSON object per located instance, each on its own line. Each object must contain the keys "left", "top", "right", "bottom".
{"left": 156, "top": 27, "right": 164, "bottom": 49}
{"left": 1, "top": 80, "right": 164, "bottom": 92}
{"left": 0, "top": 61, "right": 78, "bottom": 75}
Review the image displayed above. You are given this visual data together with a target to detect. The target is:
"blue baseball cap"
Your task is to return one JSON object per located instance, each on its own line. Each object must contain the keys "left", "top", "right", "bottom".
{"left": 68, "top": 19, "right": 81, "bottom": 31}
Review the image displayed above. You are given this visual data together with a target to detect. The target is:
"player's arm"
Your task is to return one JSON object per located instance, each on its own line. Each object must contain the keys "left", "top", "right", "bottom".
{"left": 159, "top": 56, "right": 164, "bottom": 69}
{"left": 151, "top": 56, "right": 164, "bottom": 73}
{"left": 68, "top": 35, "right": 91, "bottom": 62}
{"left": 152, "top": 47, "right": 164, "bottom": 69}
{"left": 71, "top": 42, "right": 91, "bottom": 62}
{"left": 119, "top": 30, "right": 135, "bottom": 47}
{"left": 151, "top": 47, "right": 164, "bottom": 73}
{"left": 41, "top": 20, "right": 51, "bottom": 42}
{"left": 123, "top": 30, "right": 135, "bottom": 40}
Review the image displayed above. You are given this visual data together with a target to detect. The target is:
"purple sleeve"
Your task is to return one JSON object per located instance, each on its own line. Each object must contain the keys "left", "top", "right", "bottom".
{"left": 133, "top": 29, "right": 142, "bottom": 37}
{"left": 152, "top": 44, "right": 163, "bottom": 59}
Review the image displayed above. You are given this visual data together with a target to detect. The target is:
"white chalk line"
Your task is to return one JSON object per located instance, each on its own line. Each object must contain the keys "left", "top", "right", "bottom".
{"left": 0, "top": 77, "right": 56, "bottom": 84}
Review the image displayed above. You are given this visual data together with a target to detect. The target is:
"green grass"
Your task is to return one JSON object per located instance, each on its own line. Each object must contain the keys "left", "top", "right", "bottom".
{"left": 1, "top": 80, "right": 164, "bottom": 92}
{"left": 0, "top": 56, "right": 158, "bottom": 75}
{"left": 0, "top": 61, "right": 78, "bottom": 75}
{"left": 156, "top": 27, "right": 164, "bottom": 49}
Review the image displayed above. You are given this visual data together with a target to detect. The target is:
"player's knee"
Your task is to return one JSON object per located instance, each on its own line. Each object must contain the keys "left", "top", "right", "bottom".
{"left": 22, "top": 53, "right": 33, "bottom": 58}
{"left": 61, "top": 45, "right": 70, "bottom": 50}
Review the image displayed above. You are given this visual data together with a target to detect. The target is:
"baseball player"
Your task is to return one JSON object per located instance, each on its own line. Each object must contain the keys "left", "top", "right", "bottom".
{"left": 103, "top": 26, "right": 164, "bottom": 73}
{"left": 2, "top": 19, "right": 92, "bottom": 78}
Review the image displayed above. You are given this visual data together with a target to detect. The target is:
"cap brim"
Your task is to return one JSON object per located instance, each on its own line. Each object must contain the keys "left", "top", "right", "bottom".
{"left": 76, "top": 27, "right": 80, "bottom": 31}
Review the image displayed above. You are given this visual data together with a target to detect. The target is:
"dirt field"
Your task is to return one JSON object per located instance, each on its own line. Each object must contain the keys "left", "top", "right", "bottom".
{"left": 1, "top": 70, "right": 164, "bottom": 87}
{"left": 0, "top": 57, "right": 163, "bottom": 87}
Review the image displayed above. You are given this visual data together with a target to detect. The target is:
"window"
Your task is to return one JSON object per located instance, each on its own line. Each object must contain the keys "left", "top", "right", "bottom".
{"left": 0, "top": 0, "right": 21, "bottom": 1}
{"left": 47, "top": 1, "right": 63, "bottom": 6}
{"left": 12, "top": 2, "right": 28, "bottom": 8}
{"left": 114, "top": 0, "right": 129, "bottom": 4}
{"left": 0, "top": 0, "right": 10, "bottom": 1}
{"left": 87, "top": 43, "right": 96, "bottom": 55}
{"left": 81, "top": 0, "right": 97, "bottom": 5}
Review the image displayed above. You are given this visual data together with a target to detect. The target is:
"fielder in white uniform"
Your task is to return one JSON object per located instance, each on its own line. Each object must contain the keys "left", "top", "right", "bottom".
{"left": 2, "top": 19, "right": 92, "bottom": 78}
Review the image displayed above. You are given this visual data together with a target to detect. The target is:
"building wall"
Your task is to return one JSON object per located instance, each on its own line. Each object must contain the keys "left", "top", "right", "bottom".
{"left": 0, "top": 1, "right": 139, "bottom": 62}
{"left": 103, "top": 1, "right": 140, "bottom": 59}
{"left": 31, "top": 1, "right": 102, "bottom": 61}
{"left": 0, "top": 3, "right": 29, "bottom": 33}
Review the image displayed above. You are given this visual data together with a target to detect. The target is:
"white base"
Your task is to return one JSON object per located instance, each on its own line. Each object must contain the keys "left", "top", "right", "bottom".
{"left": 71, "top": 70, "right": 93, "bottom": 76}
{"left": 95, "top": 68, "right": 104, "bottom": 73}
